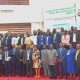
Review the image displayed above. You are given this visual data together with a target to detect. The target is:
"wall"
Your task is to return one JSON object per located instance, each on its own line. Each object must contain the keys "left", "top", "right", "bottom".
{"left": 0, "top": 0, "right": 44, "bottom": 23}
{"left": 31, "top": 22, "right": 44, "bottom": 33}
{"left": 0, "top": 0, "right": 78, "bottom": 32}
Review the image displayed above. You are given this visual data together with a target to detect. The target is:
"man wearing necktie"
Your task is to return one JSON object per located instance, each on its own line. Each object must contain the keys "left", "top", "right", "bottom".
{"left": 2, "top": 46, "right": 11, "bottom": 76}
{"left": 14, "top": 45, "right": 25, "bottom": 76}
{"left": 75, "top": 44, "right": 80, "bottom": 79}
{"left": 18, "top": 34, "right": 25, "bottom": 48}
{"left": 23, "top": 45, "right": 33, "bottom": 77}
{"left": 9, "top": 44, "right": 17, "bottom": 76}
{"left": 57, "top": 43, "right": 66, "bottom": 78}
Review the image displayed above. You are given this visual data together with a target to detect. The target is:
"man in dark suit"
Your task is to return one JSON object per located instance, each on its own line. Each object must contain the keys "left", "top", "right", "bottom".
{"left": 2, "top": 33, "right": 12, "bottom": 49}
{"left": 15, "top": 45, "right": 25, "bottom": 76}
{"left": 57, "top": 43, "right": 66, "bottom": 78}
{"left": 10, "top": 44, "right": 17, "bottom": 76}
{"left": 18, "top": 34, "right": 25, "bottom": 49}
{"left": 0, "top": 35, "right": 3, "bottom": 50}
{"left": 37, "top": 30, "right": 46, "bottom": 51}
{"left": 23, "top": 45, "right": 33, "bottom": 77}
{"left": 70, "top": 28, "right": 79, "bottom": 48}
{"left": 75, "top": 44, "right": 80, "bottom": 79}
{"left": 2, "top": 46, "right": 11, "bottom": 76}
{"left": 0, "top": 49, "right": 3, "bottom": 76}
{"left": 45, "top": 31, "right": 53, "bottom": 48}
{"left": 52, "top": 28, "right": 61, "bottom": 49}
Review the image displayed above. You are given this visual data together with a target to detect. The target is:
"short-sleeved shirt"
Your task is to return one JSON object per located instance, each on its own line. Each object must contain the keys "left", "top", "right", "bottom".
{"left": 48, "top": 49, "right": 58, "bottom": 65}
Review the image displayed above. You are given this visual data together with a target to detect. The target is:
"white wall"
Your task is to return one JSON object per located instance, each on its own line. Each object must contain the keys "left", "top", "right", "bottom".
{"left": 0, "top": 0, "right": 77, "bottom": 23}
{"left": 0, "top": 0, "right": 79, "bottom": 32}
{"left": 0, "top": 0, "right": 44, "bottom": 23}
{"left": 31, "top": 22, "right": 44, "bottom": 32}
{"left": 0, "top": 5, "right": 29, "bottom": 23}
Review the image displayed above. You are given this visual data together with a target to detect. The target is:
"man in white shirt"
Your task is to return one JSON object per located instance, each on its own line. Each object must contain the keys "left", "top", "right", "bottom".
{"left": 2, "top": 46, "right": 11, "bottom": 76}
{"left": 11, "top": 34, "right": 19, "bottom": 46}
{"left": 31, "top": 30, "right": 37, "bottom": 46}
{"left": 70, "top": 28, "right": 78, "bottom": 48}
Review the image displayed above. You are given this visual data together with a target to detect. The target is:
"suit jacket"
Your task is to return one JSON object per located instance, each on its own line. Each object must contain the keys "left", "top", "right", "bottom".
{"left": 0, "top": 39, "right": 3, "bottom": 49}
{"left": 41, "top": 49, "right": 48, "bottom": 63}
{"left": 57, "top": 47, "right": 66, "bottom": 61}
{"left": 9, "top": 48, "right": 17, "bottom": 62}
{"left": 15, "top": 48, "right": 25, "bottom": 62}
{"left": 37, "top": 34, "right": 46, "bottom": 48}
{"left": 18, "top": 37, "right": 25, "bottom": 45}
{"left": 23, "top": 49, "right": 33, "bottom": 64}
{"left": 2, "top": 36, "right": 12, "bottom": 48}
{"left": 70, "top": 32, "right": 78, "bottom": 44}
{"left": 76, "top": 50, "right": 80, "bottom": 69}
{"left": 52, "top": 32, "right": 61, "bottom": 48}
{"left": 44, "top": 35, "right": 53, "bottom": 48}
{"left": 2, "top": 50, "right": 11, "bottom": 64}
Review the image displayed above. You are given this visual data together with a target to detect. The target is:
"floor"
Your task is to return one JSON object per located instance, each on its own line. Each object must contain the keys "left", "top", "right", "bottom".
{"left": 0, "top": 76, "right": 79, "bottom": 80}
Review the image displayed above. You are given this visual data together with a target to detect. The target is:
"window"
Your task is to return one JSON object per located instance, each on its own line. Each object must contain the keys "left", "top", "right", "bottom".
{"left": 0, "top": 0, "right": 29, "bottom": 5}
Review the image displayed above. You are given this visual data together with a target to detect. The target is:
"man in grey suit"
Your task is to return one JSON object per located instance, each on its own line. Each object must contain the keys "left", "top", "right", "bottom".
{"left": 41, "top": 45, "right": 50, "bottom": 77}
{"left": 23, "top": 45, "right": 33, "bottom": 77}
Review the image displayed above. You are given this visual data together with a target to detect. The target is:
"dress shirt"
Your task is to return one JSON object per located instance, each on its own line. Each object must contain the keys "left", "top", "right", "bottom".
{"left": 73, "top": 33, "right": 76, "bottom": 42}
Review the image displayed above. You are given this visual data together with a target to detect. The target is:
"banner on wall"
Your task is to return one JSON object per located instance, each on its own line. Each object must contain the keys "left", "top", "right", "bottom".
{"left": 76, "top": 2, "right": 80, "bottom": 30}
{"left": 43, "top": 4, "right": 76, "bottom": 31}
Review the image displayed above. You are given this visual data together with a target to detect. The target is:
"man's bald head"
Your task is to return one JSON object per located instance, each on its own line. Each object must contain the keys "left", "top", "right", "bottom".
{"left": 76, "top": 44, "right": 80, "bottom": 50}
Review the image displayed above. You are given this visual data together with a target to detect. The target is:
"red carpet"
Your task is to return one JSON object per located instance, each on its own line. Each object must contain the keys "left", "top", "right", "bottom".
{"left": 0, "top": 76, "right": 79, "bottom": 80}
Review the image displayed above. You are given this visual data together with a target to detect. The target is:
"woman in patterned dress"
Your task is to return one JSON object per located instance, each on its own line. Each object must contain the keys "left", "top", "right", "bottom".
{"left": 32, "top": 45, "right": 41, "bottom": 78}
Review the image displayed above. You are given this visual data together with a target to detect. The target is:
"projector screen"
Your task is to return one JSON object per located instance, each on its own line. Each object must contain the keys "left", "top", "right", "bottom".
{"left": 0, "top": 0, "right": 29, "bottom": 5}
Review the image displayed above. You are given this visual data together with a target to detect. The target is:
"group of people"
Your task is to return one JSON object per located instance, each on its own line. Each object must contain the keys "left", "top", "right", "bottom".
{"left": 0, "top": 26, "right": 80, "bottom": 80}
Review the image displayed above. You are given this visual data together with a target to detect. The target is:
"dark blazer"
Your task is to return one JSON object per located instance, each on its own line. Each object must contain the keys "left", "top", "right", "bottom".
{"left": 37, "top": 34, "right": 46, "bottom": 48}
{"left": 0, "top": 39, "right": 3, "bottom": 49}
{"left": 18, "top": 37, "right": 25, "bottom": 45}
{"left": 2, "top": 50, "right": 11, "bottom": 64}
{"left": 57, "top": 47, "right": 66, "bottom": 61}
{"left": 44, "top": 35, "right": 53, "bottom": 48}
{"left": 9, "top": 48, "right": 17, "bottom": 62}
{"left": 23, "top": 49, "right": 33, "bottom": 64}
{"left": 70, "top": 32, "right": 80, "bottom": 44}
{"left": 76, "top": 51, "right": 80, "bottom": 69}
{"left": 15, "top": 48, "right": 25, "bottom": 62}
{"left": 2, "top": 36, "right": 12, "bottom": 48}
{"left": 52, "top": 32, "right": 62, "bottom": 48}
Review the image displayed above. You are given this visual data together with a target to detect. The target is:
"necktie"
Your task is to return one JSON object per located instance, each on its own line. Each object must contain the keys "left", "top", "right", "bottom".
{"left": 5, "top": 51, "right": 8, "bottom": 61}
{"left": 60, "top": 48, "right": 62, "bottom": 54}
